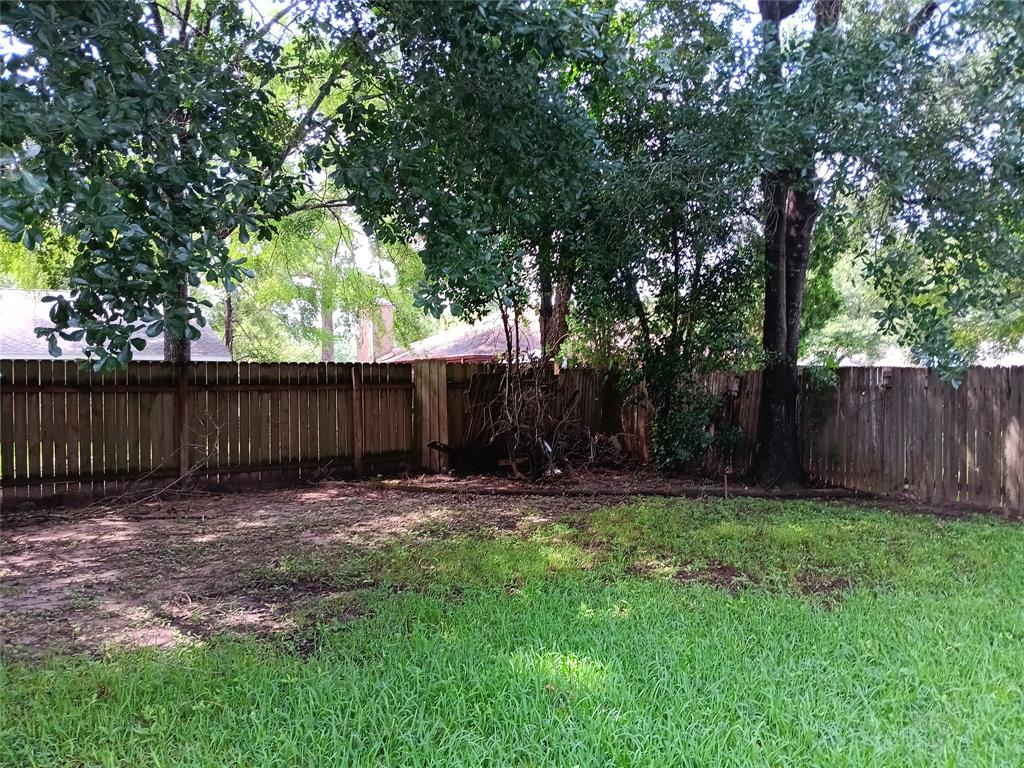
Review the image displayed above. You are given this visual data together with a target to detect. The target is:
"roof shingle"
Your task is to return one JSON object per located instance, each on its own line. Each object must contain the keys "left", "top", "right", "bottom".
{"left": 379, "top": 314, "right": 539, "bottom": 363}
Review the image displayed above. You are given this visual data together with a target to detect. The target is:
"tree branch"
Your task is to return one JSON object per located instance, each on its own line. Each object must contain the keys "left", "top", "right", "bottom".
{"left": 814, "top": 0, "right": 842, "bottom": 31}
{"left": 284, "top": 72, "right": 341, "bottom": 161}
{"left": 903, "top": 0, "right": 938, "bottom": 37}
{"left": 178, "top": 0, "right": 192, "bottom": 48}
{"left": 153, "top": 1, "right": 203, "bottom": 42}
{"left": 288, "top": 198, "right": 353, "bottom": 214}
{"left": 254, "top": 0, "right": 301, "bottom": 40}
{"left": 148, "top": 1, "right": 164, "bottom": 36}
{"left": 758, "top": 1, "right": 803, "bottom": 24}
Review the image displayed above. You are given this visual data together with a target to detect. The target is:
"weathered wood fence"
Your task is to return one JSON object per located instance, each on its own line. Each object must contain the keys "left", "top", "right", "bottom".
{"left": 697, "top": 366, "right": 1022, "bottom": 513}
{"left": 1, "top": 360, "right": 1021, "bottom": 513}
{"left": 0, "top": 360, "right": 419, "bottom": 508}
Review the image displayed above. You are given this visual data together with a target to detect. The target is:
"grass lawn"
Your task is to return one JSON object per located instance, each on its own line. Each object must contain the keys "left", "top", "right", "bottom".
{"left": 3, "top": 497, "right": 1023, "bottom": 766}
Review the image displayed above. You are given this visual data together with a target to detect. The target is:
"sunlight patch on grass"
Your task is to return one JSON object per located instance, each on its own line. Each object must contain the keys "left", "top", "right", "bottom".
{"left": 511, "top": 649, "right": 611, "bottom": 694}
{"left": 375, "top": 533, "right": 593, "bottom": 590}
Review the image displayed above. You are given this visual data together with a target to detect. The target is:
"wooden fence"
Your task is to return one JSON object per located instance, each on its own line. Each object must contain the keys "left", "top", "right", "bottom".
{"left": 695, "top": 366, "right": 1022, "bottom": 513}
{"left": 1, "top": 360, "right": 1020, "bottom": 513}
{"left": 0, "top": 360, "right": 416, "bottom": 508}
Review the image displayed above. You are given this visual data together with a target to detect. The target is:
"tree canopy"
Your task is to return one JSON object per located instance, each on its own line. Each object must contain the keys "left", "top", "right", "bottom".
{"left": 212, "top": 202, "right": 433, "bottom": 362}
{"left": 1, "top": 0, "right": 329, "bottom": 366}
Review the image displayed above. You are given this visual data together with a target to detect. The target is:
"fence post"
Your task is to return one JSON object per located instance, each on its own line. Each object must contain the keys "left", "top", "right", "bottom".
{"left": 351, "top": 364, "right": 364, "bottom": 475}
{"left": 176, "top": 363, "right": 190, "bottom": 479}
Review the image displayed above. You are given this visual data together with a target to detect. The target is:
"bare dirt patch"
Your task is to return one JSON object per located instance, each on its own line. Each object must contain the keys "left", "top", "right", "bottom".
{"left": 793, "top": 572, "right": 851, "bottom": 608}
{"left": 1, "top": 482, "right": 596, "bottom": 659}
{"left": 674, "top": 560, "right": 754, "bottom": 594}
{"left": 384, "top": 469, "right": 870, "bottom": 502}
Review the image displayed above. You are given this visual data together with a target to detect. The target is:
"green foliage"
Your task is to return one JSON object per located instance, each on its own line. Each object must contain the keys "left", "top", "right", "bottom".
{"left": 3, "top": 0, "right": 1020, "bottom": 390}
{"left": 0, "top": 231, "right": 74, "bottom": 289}
{"left": 646, "top": 379, "right": 719, "bottom": 471}
{"left": 800, "top": 202, "right": 893, "bottom": 366}
{"left": 331, "top": 0, "right": 610, "bottom": 321}
{"left": 800, "top": 209, "right": 849, "bottom": 346}
{"left": 1, "top": 0, "right": 314, "bottom": 368}
{"left": 5, "top": 498, "right": 1024, "bottom": 766}
{"left": 215, "top": 203, "right": 433, "bottom": 362}
{"left": 564, "top": 2, "right": 762, "bottom": 466}
{"left": 761, "top": 0, "right": 1024, "bottom": 370}
{"left": 802, "top": 256, "right": 892, "bottom": 367}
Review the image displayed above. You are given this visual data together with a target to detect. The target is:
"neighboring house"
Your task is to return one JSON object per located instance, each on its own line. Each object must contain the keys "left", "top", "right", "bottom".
{"left": 379, "top": 314, "right": 540, "bottom": 363}
{"left": 0, "top": 289, "right": 232, "bottom": 361}
{"left": 818, "top": 344, "right": 1024, "bottom": 368}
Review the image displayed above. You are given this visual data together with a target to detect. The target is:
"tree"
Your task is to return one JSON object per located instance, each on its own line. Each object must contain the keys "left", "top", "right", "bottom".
{"left": 332, "top": 0, "right": 1024, "bottom": 478}
{"left": 333, "top": 1, "right": 762, "bottom": 468}
{"left": 5, "top": 0, "right": 1019, "bottom": 486}
{"left": 746, "top": 0, "right": 1024, "bottom": 484}
{"left": 330, "top": 0, "right": 609, "bottom": 339}
{"left": 214, "top": 202, "right": 434, "bottom": 362}
{"left": 0, "top": 0, "right": 341, "bottom": 367}
{"left": 799, "top": 215, "right": 890, "bottom": 368}
{"left": 0, "top": 234, "right": 74, "bottom": 290}
{"left": 565, "top": 1, "right": 763, "bottom": 468}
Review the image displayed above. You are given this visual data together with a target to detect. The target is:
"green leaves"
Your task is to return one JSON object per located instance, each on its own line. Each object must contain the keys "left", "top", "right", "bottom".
{"left": 330, "top": 0, "right": 612, "bottom": 320}
{"left": 4, "top": 0, "right": 1016, "bottom": 376}
{"left": 2, "top": 0, "right": 327, "bottom": 365}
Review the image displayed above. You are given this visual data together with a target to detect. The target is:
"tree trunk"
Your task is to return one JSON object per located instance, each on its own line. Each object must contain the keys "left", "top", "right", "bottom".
{"left": 539, "top": 264, "right": 571, "bottom": 361}
{"left": 751, "top": 0, "right": 932, "bottom": 486}
{"left": 755, "top": 173, "right": 821, "bottom": 487}
{"left": 539, "top": 267, "right": 554, "bottom": 356}
{"left": 752, "top": 0, "right": 822, "bottom": 488}
{"left": 163, "top": 333, "right": 191, "bottom": 363}
{"left": 321, "top": 303, "right": 335, "bottom": 362}
{"left": 224, "top": 294, "right": 234, "bottom": 359}
{"left": 163, "top": 274, "right": 191, "bottom": 363}
{"left": 550, "top": 276, "right": 571, "bottom": 360}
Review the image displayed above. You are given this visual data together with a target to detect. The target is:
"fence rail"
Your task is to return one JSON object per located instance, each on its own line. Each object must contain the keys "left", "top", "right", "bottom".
{"left": 1, "top": 360, "right": 1020, "bottom": 513}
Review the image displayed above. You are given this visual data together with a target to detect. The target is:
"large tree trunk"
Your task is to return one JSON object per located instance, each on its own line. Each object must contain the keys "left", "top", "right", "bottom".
{"left": 550, "top": 276, "right": 571, "bottom": 359}
{"left": 163, "top": 333, "right": 191, "bottom": 363}
{"left": 321, "top": 303, "right": 335, "bottom": 362}
{"left": 752, "top": 0, "right": 823, "bottom": 487}
{"left": 755, "top": 175, "right": 818, "bottom": 486}
{"left": 539, "top": 263, "right": 571, "bottom": 361}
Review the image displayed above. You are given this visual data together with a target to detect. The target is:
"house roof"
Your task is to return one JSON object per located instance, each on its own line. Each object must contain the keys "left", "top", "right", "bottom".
{"left": 806, "top": 343, "right": 1024, "bottom": 368}
{"left": 0, "top": 288, "right": 232, "bottom": 361}
{"left": 379, "top": 314, "right": 540, "bottom": 363}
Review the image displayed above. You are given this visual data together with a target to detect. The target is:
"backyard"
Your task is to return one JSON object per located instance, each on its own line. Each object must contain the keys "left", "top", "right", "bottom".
{"left": 3, "top": 0, "right": 1023, "bottom": 765}
{"left": 2, "top": 483, "right": 1023, "bottom": 766}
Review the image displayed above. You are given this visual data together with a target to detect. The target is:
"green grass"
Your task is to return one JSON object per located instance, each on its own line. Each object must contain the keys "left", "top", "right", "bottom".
{"left": 4, "top": 498, "right": 1024, "bottom": 767}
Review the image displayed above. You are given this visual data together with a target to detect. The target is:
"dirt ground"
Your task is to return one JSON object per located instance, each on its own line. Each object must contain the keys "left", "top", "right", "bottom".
{"left": 1, "top": 470, "right": 1008, "bottom": 659}
{"left": 379, "top": 469, "right": 867, "bottom": 500}
{"left": 1, "top": 481, "right": 609, "bottom": 659}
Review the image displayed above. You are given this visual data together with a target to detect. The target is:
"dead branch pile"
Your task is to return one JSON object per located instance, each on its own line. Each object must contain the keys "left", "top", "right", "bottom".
{"left": 459, "top": 360, "right": 628, "bottom": 478}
